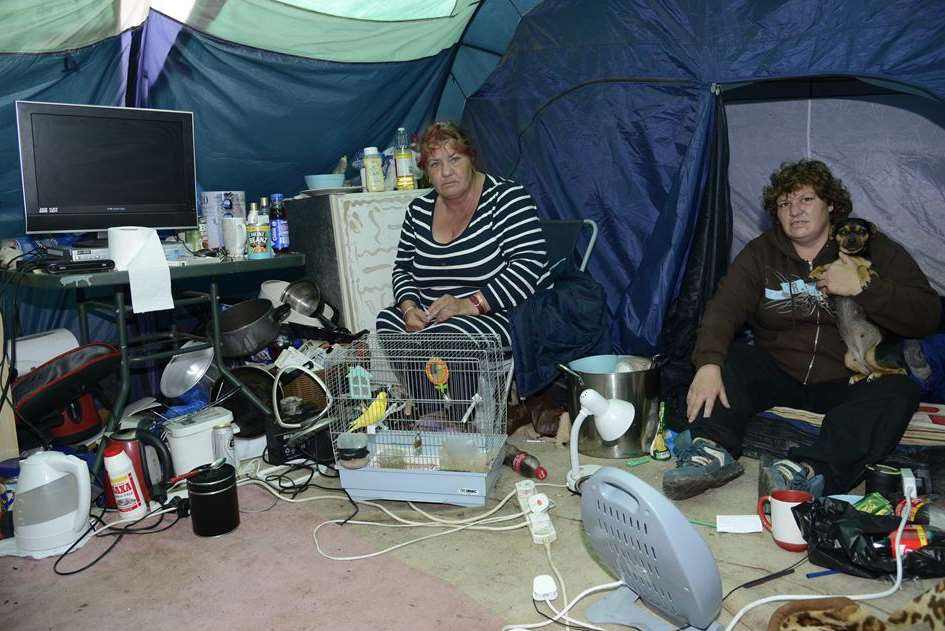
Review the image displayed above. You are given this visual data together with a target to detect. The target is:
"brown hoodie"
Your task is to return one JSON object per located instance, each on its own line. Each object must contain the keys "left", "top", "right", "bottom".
{"left": 693, "top": 227, "right": 941, "bottom": 384}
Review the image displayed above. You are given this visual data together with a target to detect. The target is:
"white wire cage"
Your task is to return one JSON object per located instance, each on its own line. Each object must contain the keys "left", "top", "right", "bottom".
{"left": 325, "top": 332, "right": 509, "bottom": 504}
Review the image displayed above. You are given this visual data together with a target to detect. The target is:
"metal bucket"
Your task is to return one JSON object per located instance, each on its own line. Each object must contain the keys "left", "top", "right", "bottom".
{"left": 560, "top": 354, "right": 660, "bottom": 459}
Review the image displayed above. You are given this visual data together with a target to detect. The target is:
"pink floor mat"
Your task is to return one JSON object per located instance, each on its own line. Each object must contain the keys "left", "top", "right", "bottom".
{"left": 0, "top": 484, "right": 506, "bottom": 630}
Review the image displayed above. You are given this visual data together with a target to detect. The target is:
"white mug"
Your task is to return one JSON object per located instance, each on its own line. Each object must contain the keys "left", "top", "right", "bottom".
{"left": 222, "top": 216, "right": 247, "bottom": 259}
{"left": 757, "top": 489, "right": 813, "bottom": 552}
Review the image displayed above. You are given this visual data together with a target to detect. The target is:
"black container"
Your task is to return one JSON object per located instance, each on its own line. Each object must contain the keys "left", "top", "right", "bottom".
{"left": 187, "top": 464, "right": 239, "bottom": 537}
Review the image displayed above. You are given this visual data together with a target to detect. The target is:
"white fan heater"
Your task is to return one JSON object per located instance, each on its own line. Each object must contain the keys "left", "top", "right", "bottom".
{"left": 581, "top": 467, "right": 723, "bottom": 631}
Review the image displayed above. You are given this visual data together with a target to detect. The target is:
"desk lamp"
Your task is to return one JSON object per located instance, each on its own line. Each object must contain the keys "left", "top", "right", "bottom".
{"left": 567, "top": 388, "right": 635, "bottom": 492}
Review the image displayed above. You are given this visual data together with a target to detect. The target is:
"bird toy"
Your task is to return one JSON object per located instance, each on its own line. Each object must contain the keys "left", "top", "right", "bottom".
{"left": 424, "top": 356, "right": 451, "bottom": 401}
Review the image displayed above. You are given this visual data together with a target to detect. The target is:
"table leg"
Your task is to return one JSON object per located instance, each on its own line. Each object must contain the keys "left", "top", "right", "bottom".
{"left": 77, "top": 288, "right": 89, "bottom": 344}
{"left": 208, "top": 280, "right": 271, "bottom": 416}
{"left": 92, "top": 290, "right": 131, "bottom": 476}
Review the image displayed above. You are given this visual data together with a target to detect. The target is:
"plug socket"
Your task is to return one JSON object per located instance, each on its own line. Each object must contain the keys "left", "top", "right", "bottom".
{"left": 532, "top": 574, "right": 558, "bottom": 601}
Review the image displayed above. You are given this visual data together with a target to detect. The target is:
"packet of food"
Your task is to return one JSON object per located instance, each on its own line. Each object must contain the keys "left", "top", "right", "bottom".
{"left": 854, "top": 491, "right": 893, "bottom": 515}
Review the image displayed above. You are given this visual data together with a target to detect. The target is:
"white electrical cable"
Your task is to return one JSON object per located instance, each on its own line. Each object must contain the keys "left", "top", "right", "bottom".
{"left": 92, "top": 506, "right": 178, "bottom": 536}
{"left": 501, "top": 580, "right": 624, "bottom": 631}
{"left": 723, "top": 487, "right": 916, "bottom": 631}
{"left": 271, "top": 361, "right": 332, "bottom": 429}
{"left": 544, "top": 542, "right": 569, "bottom": 630}
{"left": 545, "top": 601, "right": 605, "bottom": 631}
{"left": 313, "top": 515, "right": 527, "bottom": 561}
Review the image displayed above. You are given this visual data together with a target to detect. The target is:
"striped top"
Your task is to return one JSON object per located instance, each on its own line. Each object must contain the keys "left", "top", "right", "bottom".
{"left": 392, "top": 173, "right": 549, "bottom": 312}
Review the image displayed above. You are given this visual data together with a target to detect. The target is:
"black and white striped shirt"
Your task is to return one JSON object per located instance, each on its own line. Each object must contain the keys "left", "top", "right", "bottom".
{"left": 392, "top": 174, "right": 549, "bottom": 312}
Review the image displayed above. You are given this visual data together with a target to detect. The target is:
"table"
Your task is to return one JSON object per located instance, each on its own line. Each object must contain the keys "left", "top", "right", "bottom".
{"left": 5, "top": 254, "right": 305, "bottom": 472}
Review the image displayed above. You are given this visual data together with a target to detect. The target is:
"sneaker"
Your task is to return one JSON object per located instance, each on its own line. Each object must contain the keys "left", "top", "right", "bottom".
{"left": 758, "top": 456, "right": 825, "bottom": 498}
{"left": 662, "top": 433, "right": 744, "bottom": 500}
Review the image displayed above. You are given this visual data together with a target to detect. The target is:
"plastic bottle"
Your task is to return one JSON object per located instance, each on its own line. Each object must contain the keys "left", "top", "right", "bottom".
{"left": 394, "top": 128, "right": 417, "bottom": 191}
{"left": 246, "top": 202, "right": 272, "bottom": 260}
{"left": 104, "top": 443, "right": 148, "bottom": 520}
{"left": 269, "top": 193, "right": 289, "bottom": 254}
{"left": 502, "top": 444, "right": 547, "bottom": 479}
{"left": 363, "top": 146, "right": 385, "bottom": 192}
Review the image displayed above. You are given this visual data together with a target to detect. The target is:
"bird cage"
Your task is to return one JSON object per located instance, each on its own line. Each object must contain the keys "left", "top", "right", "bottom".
{"left": 325, "top": 332, "right": 509, "bottom": 506}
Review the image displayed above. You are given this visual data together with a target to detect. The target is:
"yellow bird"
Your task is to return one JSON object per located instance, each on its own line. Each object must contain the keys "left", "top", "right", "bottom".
{"left": 348, "top": 390, "right": 389, "bottom": 431}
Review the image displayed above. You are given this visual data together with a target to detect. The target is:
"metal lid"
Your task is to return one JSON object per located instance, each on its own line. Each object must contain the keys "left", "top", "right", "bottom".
{"left": 187, "top": 463, "right": 236, "bottom": 492}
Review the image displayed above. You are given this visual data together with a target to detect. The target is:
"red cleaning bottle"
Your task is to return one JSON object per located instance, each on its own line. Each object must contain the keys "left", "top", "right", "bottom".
{"left": 502, "top": 444, "right": 547, "bottom": 479}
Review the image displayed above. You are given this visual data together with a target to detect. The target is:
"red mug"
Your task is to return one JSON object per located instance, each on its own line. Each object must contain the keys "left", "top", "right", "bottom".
{"left": 757, "top": 489, "right": 813, "bottom": 552}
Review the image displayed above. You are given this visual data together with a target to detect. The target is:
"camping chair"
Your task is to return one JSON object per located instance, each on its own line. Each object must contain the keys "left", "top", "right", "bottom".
{"left": 501, "top": 218, "right": 599, "bottom": 403}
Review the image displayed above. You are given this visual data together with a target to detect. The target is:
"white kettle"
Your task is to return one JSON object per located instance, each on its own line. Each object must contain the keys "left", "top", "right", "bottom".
{"left": 14, "top": 451, "right": 91, "bottom": 554}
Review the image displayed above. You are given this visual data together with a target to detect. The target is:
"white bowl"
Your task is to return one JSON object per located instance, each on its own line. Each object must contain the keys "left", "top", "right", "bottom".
{"left": 304, "top": 173, "right": 345, "bottom": 190}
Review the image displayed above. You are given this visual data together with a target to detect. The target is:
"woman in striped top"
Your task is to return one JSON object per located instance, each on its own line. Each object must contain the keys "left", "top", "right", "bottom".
{"left": 376, "top": 121, "right": 549, "bottom": 347}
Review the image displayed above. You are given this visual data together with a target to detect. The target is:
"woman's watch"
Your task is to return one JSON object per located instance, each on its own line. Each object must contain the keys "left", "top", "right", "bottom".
{"left": 468, "top": 293, "right": 487, "bottom": 314}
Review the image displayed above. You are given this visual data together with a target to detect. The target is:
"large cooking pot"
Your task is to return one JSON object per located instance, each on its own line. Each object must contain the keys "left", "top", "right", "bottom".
{"left": 560, "top": 355, "right": 661, "bottom": 459}
{"left": 218, "top": 299, "right": 290, "bottom": 358}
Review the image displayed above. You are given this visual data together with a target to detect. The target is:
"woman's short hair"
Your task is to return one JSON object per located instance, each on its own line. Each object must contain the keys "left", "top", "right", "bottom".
{"left": 417, "top": 121, "right": 478, "bottom": 169}
{"left": 762, "top": 159, "right": 853, "bottom": 222}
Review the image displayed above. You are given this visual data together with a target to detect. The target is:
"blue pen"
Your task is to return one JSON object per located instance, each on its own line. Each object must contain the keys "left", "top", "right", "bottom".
{"left": 806, "top": 569, "right": 840, "bottom": 579}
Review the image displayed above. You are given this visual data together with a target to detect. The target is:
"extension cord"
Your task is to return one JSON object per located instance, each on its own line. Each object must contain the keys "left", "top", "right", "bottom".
{"left": 515, "top": 479, "right": 557, "bottom": 544}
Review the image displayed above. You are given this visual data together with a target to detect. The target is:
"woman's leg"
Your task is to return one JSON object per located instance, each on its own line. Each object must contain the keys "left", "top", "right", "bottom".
{"left": 690, "top": 342, "right": 804, "bottom": 458}
{"left": 795, "top": 375, "right": 919, "bottom": 495}
{"left": 663, "top": 343, "right": 804, "bottom": 500}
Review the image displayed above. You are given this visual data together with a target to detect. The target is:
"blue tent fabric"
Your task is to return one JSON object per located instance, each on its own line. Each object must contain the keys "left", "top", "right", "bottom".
{"left": 0, "top": 34, "right": 131, "bottom": 237}
{"left": 136, "top": 10, "right": 453, "bottom": 202}
{"left": 463, "top": 0, "right": 945, "bottom": 355}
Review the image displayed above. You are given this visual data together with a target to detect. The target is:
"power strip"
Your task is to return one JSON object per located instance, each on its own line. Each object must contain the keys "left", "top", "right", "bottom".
{"left": 515, "top": 480, "right": 557, "bottom": 544}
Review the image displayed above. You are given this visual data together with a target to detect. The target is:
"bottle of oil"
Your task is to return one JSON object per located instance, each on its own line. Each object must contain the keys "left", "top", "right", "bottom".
{"left": 394, "top": 127, "right": 416, "bottom": 191}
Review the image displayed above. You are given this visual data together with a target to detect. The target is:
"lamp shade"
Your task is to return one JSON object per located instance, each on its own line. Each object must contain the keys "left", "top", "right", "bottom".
{"left": 579, "top": 389, "right": 635, "bottom": 441}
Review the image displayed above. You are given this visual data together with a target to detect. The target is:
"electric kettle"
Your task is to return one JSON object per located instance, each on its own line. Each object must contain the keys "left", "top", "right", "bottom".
{"left": 103, "top": 429, "right": 173, "bottom": 508}
{"left": 13, "top": 451, "right": 91, "bottom": 554}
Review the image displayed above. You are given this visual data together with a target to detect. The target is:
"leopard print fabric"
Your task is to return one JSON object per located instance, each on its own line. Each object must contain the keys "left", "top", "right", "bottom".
{"left": 767, "top": 579, "right": 945, "bottom": 631}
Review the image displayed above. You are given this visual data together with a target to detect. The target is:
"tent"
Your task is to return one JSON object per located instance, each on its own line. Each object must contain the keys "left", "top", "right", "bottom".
{"left": 0, "top": 0, "right": 538, "bottom": 238}
{"left": 464, "top": 0, "right": 945, "bottom": 360}
{"left": 2, "top": 0, "right": 944, "bottom": 358}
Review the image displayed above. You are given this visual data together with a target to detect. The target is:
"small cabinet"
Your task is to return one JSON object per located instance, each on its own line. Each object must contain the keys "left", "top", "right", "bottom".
{"left": 286, "top": 189, "right": 431, "bottom": 334}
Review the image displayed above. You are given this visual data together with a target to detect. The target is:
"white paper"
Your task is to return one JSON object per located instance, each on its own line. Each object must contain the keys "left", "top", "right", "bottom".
{"left": 108, "top": 227, "right": 174, "bottom": 313}
{"left": 716, "top": 514, "right": 763, "bottom": 533}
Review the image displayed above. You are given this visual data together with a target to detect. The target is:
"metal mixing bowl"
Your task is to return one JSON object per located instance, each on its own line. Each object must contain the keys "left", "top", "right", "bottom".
{"left": 160, "top": 341, "right": 218, "bottom": 398}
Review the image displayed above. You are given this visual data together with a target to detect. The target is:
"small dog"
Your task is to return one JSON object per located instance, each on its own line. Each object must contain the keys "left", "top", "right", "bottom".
{"left": 809, "top": 218, "right": 905, "bottom": 383}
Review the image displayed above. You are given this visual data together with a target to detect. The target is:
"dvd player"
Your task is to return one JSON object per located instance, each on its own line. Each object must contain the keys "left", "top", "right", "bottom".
{"left": 44, "top": 244, "right": 111, "bottom": 262}
{"left": 44, "top": 259, "right": 115, "bottom": 274}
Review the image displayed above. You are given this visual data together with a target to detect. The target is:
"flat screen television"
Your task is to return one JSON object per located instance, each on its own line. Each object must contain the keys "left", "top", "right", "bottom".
{"left": 16, "top": 101, "right": 198, "bottom": 235}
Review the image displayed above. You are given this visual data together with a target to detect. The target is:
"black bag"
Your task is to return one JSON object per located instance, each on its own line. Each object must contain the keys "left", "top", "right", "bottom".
{"left": 794, "top": 497, "right": 945, "bottom": 579}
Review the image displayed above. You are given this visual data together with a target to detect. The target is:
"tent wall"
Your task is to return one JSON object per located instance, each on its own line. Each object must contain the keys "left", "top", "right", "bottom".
{"left": 136, "top": 10, "right": 452, "bottom": 204}
{"left": 0, "top": 34, "right": 133, "bottom": 237}
{"left": 727, "top": 93, "right": 945, "bottom": 295}
{"left": 465, "top": 0, "right": 945, "bottom": 355}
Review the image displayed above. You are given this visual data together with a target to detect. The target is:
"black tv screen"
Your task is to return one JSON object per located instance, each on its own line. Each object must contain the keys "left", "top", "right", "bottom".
{"left": 16, "top": 101, "right": 198, "bottom": 234}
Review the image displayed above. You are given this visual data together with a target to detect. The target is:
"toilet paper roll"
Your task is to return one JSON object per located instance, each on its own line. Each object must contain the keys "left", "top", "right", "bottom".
{"left": 107, "top": 227, "right": 174, "bottom": 313}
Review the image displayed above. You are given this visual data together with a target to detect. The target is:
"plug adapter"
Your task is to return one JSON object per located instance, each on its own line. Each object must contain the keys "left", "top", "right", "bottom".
{"left": 901, "top": 467, "right": 918, "bottom": 499}
{"left": 532, "top": 574, "right": 558, "bottom": 601}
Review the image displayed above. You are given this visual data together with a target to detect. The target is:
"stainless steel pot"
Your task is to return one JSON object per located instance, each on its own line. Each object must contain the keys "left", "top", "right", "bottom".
{"left": 218, "top": 299, "right": 290, "bottom": 358}
{"left": 281, "top": 279, "right": 321, "bottom": 317}
{"left": 559, "top": 354, "right": 661, "bottom": 459}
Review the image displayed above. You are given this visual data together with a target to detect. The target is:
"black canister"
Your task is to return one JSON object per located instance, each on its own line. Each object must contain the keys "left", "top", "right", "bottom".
{"left": 187, "top": 463, "right": 239, "bottom": 537}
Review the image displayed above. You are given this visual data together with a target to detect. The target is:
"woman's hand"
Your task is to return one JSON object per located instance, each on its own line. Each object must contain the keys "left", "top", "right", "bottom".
{"left": 401, "top": 302, "right": 432, "bottom": 332}
{"left": 815, "top": 252, "right": 866, "bottom": 296}
{"left": 426, "top": 294, "right": 478, "bottom": 323}
{"left": 686, "top": 364, "right": 729, "bottom": 422}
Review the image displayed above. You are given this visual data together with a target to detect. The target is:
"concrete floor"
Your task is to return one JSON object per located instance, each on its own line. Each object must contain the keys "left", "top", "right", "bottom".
{"left": 1, "top": 437, "right": 933, "bottom": 630}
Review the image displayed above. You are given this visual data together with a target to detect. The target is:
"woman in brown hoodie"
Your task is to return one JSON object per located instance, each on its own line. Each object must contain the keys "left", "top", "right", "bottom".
{"left": 663, "top": 159, "right": 941, "bottom": 501}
